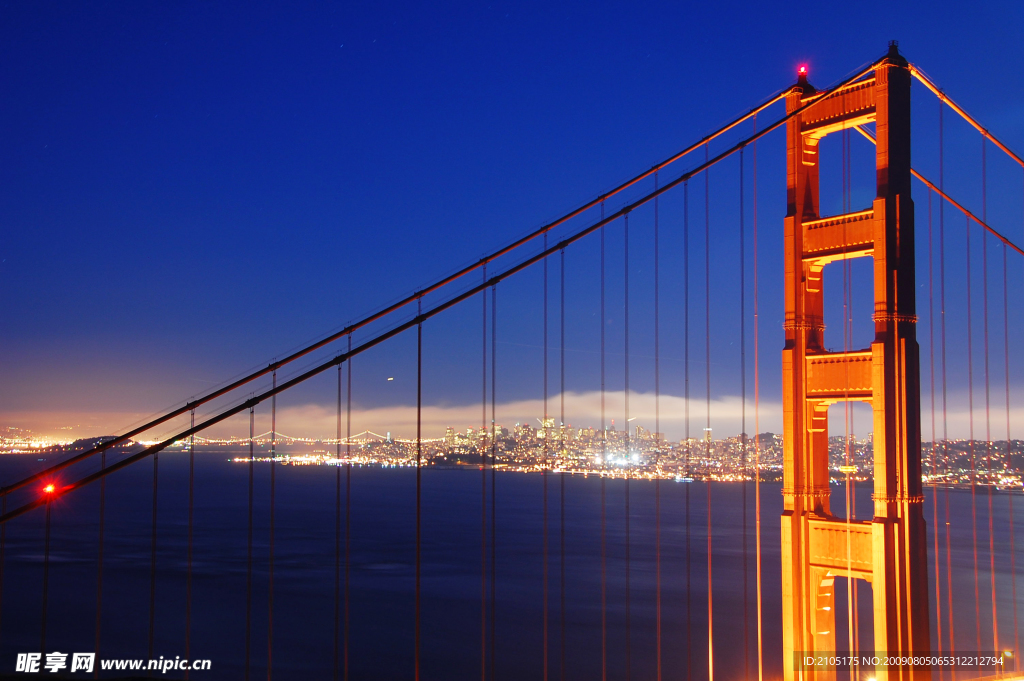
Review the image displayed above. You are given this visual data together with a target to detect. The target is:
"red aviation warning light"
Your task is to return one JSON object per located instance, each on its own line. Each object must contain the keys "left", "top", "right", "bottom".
{"left": 43, "top": 483, "right": 55, "bottom": 494}
{"left": 796, "top": 65, "right": 810, "bottom": 87}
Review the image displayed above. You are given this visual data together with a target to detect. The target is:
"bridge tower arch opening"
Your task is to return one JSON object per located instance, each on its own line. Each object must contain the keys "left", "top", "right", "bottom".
{"left": 780, "top": 43, "right": 931, "bottom": 681}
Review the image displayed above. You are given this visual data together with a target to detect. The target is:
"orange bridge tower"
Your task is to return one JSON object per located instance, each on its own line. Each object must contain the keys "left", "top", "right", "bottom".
{"left": 780, "top": 43, "right": 931, "bottom": 681}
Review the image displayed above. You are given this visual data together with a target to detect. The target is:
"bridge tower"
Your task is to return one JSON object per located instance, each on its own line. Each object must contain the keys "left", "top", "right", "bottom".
{"left": 780, "top": 44, "right": 930, "bottom": 681}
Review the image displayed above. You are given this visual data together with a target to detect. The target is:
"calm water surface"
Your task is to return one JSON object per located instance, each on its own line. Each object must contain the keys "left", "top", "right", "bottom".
{"left": 0, "top": 451, "right": 1019, "bottom": 679}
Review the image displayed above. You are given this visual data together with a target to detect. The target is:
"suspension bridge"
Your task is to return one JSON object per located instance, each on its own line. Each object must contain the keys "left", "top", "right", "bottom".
{"left": 2, "top": 43, "right": 1023, "bottom": 680}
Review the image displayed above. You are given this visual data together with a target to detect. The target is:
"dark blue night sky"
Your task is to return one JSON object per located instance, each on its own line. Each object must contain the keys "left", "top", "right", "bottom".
{"left": 2, "top": 1, "right": 1023, "bottom": 440}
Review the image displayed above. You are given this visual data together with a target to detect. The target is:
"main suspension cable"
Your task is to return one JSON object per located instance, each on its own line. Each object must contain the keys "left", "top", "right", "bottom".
{"left": 852, "top": 126, "right": 1024, "bottom": 256}
{"left": 909, "top": 65, "right": 1024, "bottom": 168}
{"left": 5, "top": 65, "right": 909, "bottom": 529}
{"left": 0, "top": 101, "right": 791, "bottom": 503}
{"left": 2, "top": 61, "right": 884, "bottom": 504}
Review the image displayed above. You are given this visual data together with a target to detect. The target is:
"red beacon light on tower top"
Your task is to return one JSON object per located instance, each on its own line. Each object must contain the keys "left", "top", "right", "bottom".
{"left": 43, "top": 483, "right": 55, "bottom": 495}
{"left": 796, "top": 64, "right": 810, "bottom": 88}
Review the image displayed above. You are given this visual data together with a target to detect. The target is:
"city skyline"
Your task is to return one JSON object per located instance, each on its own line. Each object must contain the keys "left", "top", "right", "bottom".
{"left": 7, "top": 411, "right": 1021, "bottom": 489}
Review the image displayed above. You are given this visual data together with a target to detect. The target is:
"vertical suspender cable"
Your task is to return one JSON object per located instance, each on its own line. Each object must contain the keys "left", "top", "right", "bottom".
{"left": 839, "top": 129, "right": 856, "bottom": 663}
{"left": 982, "top": 140, "right": 1000, "bottom": 657}
{"left": 345, "top": 335, "right": 353, "bottom": 681}
{"left": 1005, "top": 232, "right": 1019, "bottom": 659}
{"left": 95, "top": 449, "right": 106, "bottom": 680}
{"left": 245, "top": 406, "right": 254, "bottom": 681}
{"left": 415, "top": 299, "right": 422, "bottom": 681}
{"left": 842, "top": 129, "right": 855, "bottom": 665}
{"left": 268, "top": 370, "right": 277, "bottom": 681}
{"left": 543, "top": 236, "right": 550, "bottom": 681}
{"left": 752, "top": 116, "right": 764, "bottom": 681}
{"left": 0, "top": 485, "right": 4, "bottom": 649}
{"left": 845, "top": 126, "right": 859, "bottom": 663}
{"left": 1019, "top": 166, "right": 1024, "bottom": 661}
{"left": 148, "top": 436, "right": 159, "bottom": 662}
{"left": 624, "top": 211, "right": 632, "bottom": 681}
{"left": 41, "top": 492, "right": 52, "bottom": 654}
{"left": 897, "top": 256, "right": 913, "bottom": 657}
{"left": 559, "top": 248, "right": 567, "bottom": 681}
{"left": 482, "top": 266, "right": 488, "bottom": 681}
{"left": 684, "top": 180, "right": 692, "bottom": 681}
{"left": 739, "top": 148, "right": 749, "bottom": 679}
{"left": 490, "top": 284, "right": 498, "bottom": 681}
{"left": 967, "top": 214, "right": 982, "bottom": 657}
{"left": 654, "top": 170, "right": 663, "bottom": 681}
{"left": 939, "top": 101, "right": 956, "bottom": 655}
{"left": 929, "top": 188, "right": 944, "bottom": 672}
{"left": 335, "top": 365, "right": 342, "bottom": 681}
{"left": 186, "top": 409, "right": 195, "bottom": 679}
{"left": 704, "top": 143, "right": 714, "bottom": 681}
{"left": 600, "top": 204, "right": 607, "bottom": 681}
{"left": 0, "top": 487, "right": 4, "bottom": 651}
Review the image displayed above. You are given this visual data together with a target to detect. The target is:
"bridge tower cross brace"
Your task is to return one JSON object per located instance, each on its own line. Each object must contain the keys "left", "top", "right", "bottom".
{"left": 780, "top": 44, "right": 931, "bottom": 681}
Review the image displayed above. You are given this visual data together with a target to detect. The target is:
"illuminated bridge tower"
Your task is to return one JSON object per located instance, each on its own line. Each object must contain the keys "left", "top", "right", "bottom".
{"left": 780, "top": 44, "right": 930, "bottom": 681}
